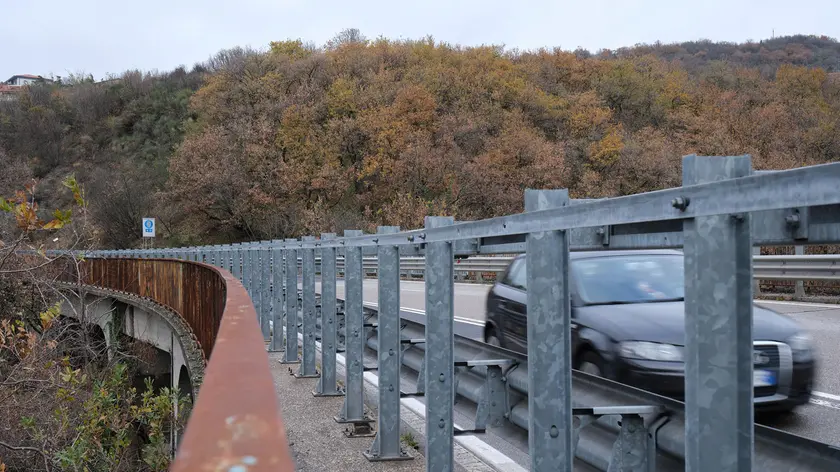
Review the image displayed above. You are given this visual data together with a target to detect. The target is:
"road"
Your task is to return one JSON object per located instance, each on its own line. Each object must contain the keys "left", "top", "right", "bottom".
{"left": 318, "top": 278, "right": 840, "bottom": 447}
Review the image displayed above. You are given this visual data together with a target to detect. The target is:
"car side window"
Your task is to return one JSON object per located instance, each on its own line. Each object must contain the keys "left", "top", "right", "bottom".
{"left": 503, "top": 258, "right": 527, "bottom": 291}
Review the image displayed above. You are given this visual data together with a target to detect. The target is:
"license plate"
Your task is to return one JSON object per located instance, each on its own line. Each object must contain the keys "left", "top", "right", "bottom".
{"left": 753, "top": 369, "right": 776, "bottom": 387}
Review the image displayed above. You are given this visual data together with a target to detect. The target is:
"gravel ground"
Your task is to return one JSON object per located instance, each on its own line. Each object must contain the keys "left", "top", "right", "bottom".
{"left": 268, "top": 352, "right": 427, "bottom": 472}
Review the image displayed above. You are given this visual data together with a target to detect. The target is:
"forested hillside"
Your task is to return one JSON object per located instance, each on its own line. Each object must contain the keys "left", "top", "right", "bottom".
{"left": 2, "top": 32, "right": 839, "bottom": 248}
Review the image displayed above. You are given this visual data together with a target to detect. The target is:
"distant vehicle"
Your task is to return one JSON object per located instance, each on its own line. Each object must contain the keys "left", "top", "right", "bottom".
{"left": 483, "top": 249, "right": 815, "bottom": 413}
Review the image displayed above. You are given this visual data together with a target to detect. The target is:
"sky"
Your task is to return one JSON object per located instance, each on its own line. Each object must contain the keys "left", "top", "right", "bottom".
{"left": 2, "top": 0, "right": 839, "bottom": 81}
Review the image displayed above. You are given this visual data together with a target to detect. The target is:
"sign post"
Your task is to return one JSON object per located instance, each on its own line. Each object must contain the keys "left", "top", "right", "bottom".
{"left": 142, "top": 218, "right": 156, "bottom": 249}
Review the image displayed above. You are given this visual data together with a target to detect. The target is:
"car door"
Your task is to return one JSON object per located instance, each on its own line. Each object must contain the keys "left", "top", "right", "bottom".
{"left": 494, "top": 257, "right": 528, "bottom": 354}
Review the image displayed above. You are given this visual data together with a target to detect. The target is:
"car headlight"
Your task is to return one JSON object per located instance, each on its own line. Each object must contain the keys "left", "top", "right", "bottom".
{"left": 786, "top": 332, "right": 813, "bottom": 362}
{"left": 618, "top": 341, "right": 683, "bottom": 362}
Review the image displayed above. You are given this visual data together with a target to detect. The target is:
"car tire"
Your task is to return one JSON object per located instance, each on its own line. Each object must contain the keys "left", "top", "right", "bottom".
{"left": 578, "top": 350, "right": 606, "bottom": 377}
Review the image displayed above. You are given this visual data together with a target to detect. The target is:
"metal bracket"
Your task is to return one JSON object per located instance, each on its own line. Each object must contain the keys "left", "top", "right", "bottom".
{"left": 454, "top": 359, "right": 518, "bottom": 433}
{"left": 597, "top": 225, "right": 611, "bottom": 246}
{"left": 786, "top": 207, "right": 809, "bottom": 241}
{"left": 570, "top": 405, "right": 664, "bottom": 472}
{"left": 646, "top": 414, "right": 670, "bottom": 472}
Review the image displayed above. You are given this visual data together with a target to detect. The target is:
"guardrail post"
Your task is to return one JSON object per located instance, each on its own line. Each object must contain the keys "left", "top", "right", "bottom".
{"left": 260, "top": 246, "right": 271, "bottom": 341}
{"left": 220, "top": 246, "right": 229, "bottom": 272}
{"left": 525, "top": 188, "right": 572, "bottom": 472}
{"left": 315, "top": 233, "right": 342, "bottom": 397}
{"left": 683, "top": 154, "right": 753, "bottom": 472}
{"left": 281, "top": 241, "right": 300, "bottom": 364}
{"left": 335, "top": 230, "right": 374, "bottom": 435}
{"left": 229, "top": 246, "right": 236, "bottom": 273}
{"left": 297, "top": 236, "right": 319, "bottom": 378}
{"left": 251, "top": 246, "right": 263, "bottom": 328}
{"left": 752, "top": 246, "right": 762, "bottom": 296}
{"left": 795, "top": 245, "right": 806, "bottom": 298}
{"left": 231, "top": 244, "right": 242, "bottom": 280}
{"left": 270, "top": 247, "right": 285, "bottom": 352}
{"left": 609, "top": 414, "right": 648, "bottom": 471}
{"left": 424, "top": 216, "right": 455, "bottom": 472}
{"left": 365, "top": 226, "right": 411, "bottom": 462}
{"left": 243, "top": 245, "right": 252, "bottom": 296}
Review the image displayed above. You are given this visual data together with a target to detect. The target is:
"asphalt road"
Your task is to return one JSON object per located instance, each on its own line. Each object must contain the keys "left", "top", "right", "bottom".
{"left": 320, "top": 278, "right": 840, "bottom": 447}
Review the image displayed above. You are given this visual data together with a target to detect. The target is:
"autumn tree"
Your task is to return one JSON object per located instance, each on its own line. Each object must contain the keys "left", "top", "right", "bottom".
{"left": 0, "top": 177, "right": 189, "bottom": 471}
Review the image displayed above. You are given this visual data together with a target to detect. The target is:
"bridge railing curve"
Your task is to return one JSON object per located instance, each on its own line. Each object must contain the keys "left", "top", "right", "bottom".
{"left": 58, "top": 257, "right": 296, "bottom": 472}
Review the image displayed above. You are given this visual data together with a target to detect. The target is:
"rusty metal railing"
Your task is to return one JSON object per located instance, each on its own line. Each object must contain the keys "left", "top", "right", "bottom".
{"left": 59, "top": 257, "right": 296, "bottom": 471}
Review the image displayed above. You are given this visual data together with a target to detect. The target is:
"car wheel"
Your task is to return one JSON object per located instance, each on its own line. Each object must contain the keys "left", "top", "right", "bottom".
{"left": 578, "top": 351, "right": 605, "bottom": 377}
{"left": 485, "top": 328, "right": 502, "bottom": 347}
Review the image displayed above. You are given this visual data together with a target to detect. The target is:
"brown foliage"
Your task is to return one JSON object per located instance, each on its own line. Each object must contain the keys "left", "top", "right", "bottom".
{"left": 4, "top": 34, "right": 840, "bottom": 244}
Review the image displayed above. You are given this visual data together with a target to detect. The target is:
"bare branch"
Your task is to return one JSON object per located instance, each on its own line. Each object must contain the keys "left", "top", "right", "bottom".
{"left": 0, "top": 440, "right": 51, "bottom": 471}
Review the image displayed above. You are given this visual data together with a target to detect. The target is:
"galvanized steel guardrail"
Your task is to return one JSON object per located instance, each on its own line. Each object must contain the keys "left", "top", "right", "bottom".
{"left": 94, "top": 155, "right": 840, "bottom": 472}
{"left": 354, "top": 303, "right": 840, "bottom": 472}
{"left": 336, "top": 254, "right": 840, "bottom": 283}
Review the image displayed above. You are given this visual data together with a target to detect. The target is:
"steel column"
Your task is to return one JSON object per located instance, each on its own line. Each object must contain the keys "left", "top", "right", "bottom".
{"left": 424, "top": 216, "right": 455, "bottom": 472}
{"left": 281, "top": 241, "right": 300, "bottom": 364}
{"left": 525, "top": 189, "right": 572, "bottom": 472}
{"left": 242, "top": 246, "right": 252, "bottom": 295}
{"left": 222, "top": 247, "right": 231, "bottom": 272}
{"left": 232, "top": 245, "right": 242, "bottom": 280}
{"left": 365, "top": 226, "right": 411, "bottom": 461}
{"left": 795, "top": 245, "right": 806, "bottom": 297}
{"left": 683, "top": 154, "right": 754, "bottom": 472}
{"left": 260, "top": 246, "right": 271, "bottom": 341}
{"left": 251, "top": 247, "right": 262, "bottom": 327}
{"left": 335, "top": 230, "right": 373, "bottom": 433}
{"left": 270, "top": 247, "right": 285, "bottom": 352}
{"left": 315, "top": 233, "right": 342, "bottom": 396}
{"left": 297, "top": 237, "right": 319, "bottom": 378}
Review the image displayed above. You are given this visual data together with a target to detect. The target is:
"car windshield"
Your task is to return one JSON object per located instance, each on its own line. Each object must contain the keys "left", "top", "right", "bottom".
{"left": 572, "top": 254, "right": 685, "bottom": 305}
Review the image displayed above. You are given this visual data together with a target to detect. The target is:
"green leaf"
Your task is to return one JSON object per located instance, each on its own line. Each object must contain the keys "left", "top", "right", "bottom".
{"left": 62, "top": 174, "right": 85, "bottom": 206}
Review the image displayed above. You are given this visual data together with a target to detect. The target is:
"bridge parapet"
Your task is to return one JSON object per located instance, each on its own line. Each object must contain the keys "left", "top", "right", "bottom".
{"left": 58, "top": 257, "right": 296, "bottom": 472}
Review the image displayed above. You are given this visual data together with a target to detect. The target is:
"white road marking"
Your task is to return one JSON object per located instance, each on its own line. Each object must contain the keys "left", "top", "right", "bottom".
{"left": 755, "top": 300, "right": 838, "bottom": 309}
{"left": 812, "top": 391, "right": 840, "bottom": 402}
{"left": 363, "top": 301, "right": 485, "bottom": 327}
{"left": 810, "top": 398, "right": 840, "bottom": 410}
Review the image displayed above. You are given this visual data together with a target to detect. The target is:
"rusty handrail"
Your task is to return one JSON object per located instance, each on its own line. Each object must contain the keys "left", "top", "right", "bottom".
{"left": 61, "top": 257, "right": 296, "bottom": 471}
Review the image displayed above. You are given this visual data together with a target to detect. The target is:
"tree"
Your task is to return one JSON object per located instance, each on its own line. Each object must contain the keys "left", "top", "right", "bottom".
{"left": 0, "top": 177, "right": 189, "bottom": 471}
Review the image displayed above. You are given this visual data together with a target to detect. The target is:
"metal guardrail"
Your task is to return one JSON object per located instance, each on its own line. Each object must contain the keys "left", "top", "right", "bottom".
{"left": 90, "top": 155, "right": 840, "bottom": 472}
{"left": 54, "top": 258, "right": 296, "bottom": 472}
{"left": 351, "top": 301, "right": 840, "bottom": 471}
{"left": 334, "top": 254, "right": 840, "bottom": 283}
{"left": 752, "top": 255, "right": 840, "bottom": 281}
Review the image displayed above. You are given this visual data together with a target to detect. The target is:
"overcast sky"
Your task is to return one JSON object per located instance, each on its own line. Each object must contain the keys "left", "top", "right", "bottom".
{"left": 2, "top": 0, "right": 838, "bottom": 81}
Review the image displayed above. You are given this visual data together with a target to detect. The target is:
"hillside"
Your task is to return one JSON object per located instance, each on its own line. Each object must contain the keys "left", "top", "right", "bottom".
{"left": 1, "top": 32, "right": 839, "bottom": 248}
{"left": 607, "top": 34, "right": 840, "bottom": 74}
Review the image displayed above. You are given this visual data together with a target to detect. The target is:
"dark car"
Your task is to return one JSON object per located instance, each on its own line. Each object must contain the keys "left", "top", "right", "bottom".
{"left": 483, "top": 249, "right": 815, "bottom": 412}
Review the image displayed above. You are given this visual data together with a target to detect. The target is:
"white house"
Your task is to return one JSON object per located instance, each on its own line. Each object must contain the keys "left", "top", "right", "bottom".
{"left": 4, "top": 74, "right": 52, "bottom": 86}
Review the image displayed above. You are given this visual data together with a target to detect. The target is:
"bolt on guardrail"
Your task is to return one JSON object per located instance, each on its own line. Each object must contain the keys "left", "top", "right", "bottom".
{"left": 90, "top": 154, "right": 840, "bottom": 472}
